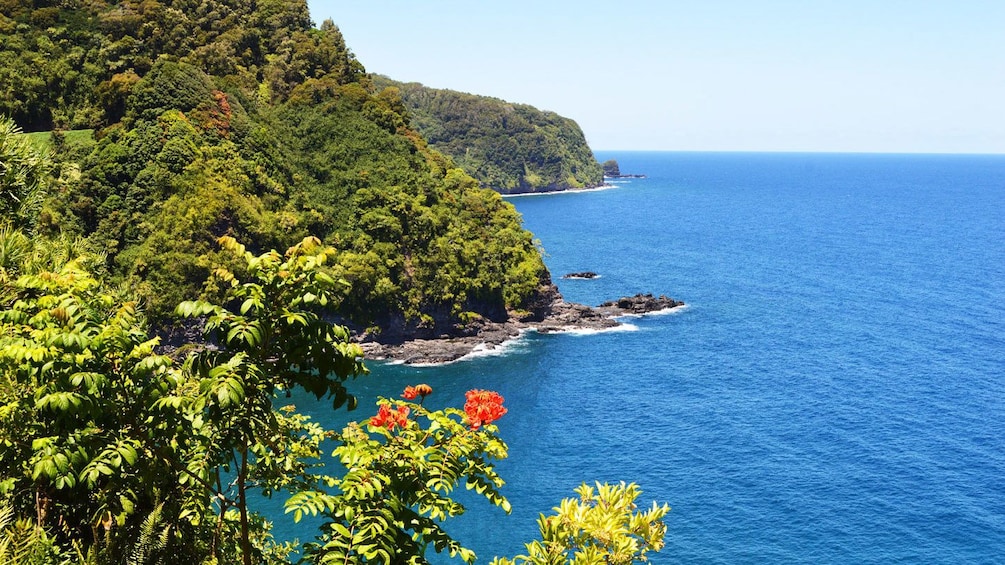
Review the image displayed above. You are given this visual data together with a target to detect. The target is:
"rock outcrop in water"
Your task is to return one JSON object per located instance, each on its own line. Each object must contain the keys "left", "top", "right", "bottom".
{"left": 598, "top": 293, "right": 684, "bottom": 314}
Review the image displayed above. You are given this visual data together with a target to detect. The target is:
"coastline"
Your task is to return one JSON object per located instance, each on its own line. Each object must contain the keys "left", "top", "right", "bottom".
{"left": 358, "top": 293, "right": 683, "bottom": 365}
{"left": 499, "top": 183, "right": 618, "bottom": 198}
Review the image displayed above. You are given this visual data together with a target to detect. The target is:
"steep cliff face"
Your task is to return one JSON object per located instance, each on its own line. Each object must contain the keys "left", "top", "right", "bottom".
{"left": 376, "top": 78, "right": 604, "bottom": 194}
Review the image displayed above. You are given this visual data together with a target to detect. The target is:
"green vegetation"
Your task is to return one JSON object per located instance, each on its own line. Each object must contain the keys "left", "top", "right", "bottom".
{"left": 1, "top": 0, "right": 550, "bottom": 331}
{"left": 0, "top": 0, "right": 671, "bottom": 561}
{"left": 602, "top": 159, "right": 621, "bottom": 177}
{"left": 377, "top": 78, "right": 604, "bottom": 194}
{"left": 0, "top": 234, "right": 668, "bottom": 564}
{"left": 0, "top": 119, "right": 47, "bottom": 232}
{"left": 492, "top": 482, "right": 670, "bottom": 565}
{"left": 22, "top": 130, "right": 95, "bottom": 153}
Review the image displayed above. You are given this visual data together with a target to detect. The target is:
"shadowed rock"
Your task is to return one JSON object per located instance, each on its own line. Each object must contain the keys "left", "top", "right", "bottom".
{"left": 358, "top": 288, "right": 683, "bottom": 365}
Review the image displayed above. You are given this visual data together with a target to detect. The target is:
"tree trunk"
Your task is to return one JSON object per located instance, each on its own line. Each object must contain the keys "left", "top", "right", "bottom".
{"left": 239, "top": 447, "right": 251, "bottom": 565}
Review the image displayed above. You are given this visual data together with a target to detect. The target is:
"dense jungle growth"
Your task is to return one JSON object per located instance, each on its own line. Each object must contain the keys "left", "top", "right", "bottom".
{"left": 1, "top": 0, "right": 550, "bottom": 332}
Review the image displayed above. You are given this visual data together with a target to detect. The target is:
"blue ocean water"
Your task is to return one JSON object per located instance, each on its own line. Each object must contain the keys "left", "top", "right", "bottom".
{"left": 272, "top": 152, "right": 1005, "bottom": 563}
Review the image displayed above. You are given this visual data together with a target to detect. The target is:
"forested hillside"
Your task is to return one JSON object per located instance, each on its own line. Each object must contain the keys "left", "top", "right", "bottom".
{"left": 0, "top": 0, "right": 549, "bottom": 333}
{"left": 376, "top": 78, "right": 603, "bottom": 194}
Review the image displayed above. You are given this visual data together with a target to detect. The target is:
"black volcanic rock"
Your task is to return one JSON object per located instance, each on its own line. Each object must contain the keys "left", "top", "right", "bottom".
{"left": 598, "top": 293, "right": 684, "bottom": 314}
{"left": 358, "top": 289, "right": 684, "bottom": 365}
{"left": 562, "top": 271, "right": 599, "bottom": 279}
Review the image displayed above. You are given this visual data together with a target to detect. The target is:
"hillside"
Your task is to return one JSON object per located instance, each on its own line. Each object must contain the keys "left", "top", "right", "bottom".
{"left": 0, "top": 0, "right": 552, "bottom": 334}
{"left": 375, "top": 77, "right": 603, "bottom": 194}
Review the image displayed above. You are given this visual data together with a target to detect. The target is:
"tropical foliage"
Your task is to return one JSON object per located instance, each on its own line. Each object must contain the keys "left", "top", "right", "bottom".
{"left": 0, "top": 116, "right": 47, "bottom": 232}
{"left": 0, "top": 236, "right": 669, "bottom": 563}
{"left": 0, "top": 237, "right": 364, "bottom": 563}
{"left": 290, "top": 389, "right": 511, "bottom": 563}
{"left": 492, "top": 482, "right": 670, "bottom": 565}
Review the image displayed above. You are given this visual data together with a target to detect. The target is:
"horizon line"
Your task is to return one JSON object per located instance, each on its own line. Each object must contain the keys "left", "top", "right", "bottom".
{"left": 591, "top": 149, "right": 1005, "bottom": 157}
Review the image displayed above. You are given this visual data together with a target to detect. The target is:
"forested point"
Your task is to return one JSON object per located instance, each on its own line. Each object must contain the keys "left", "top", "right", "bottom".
{"left": 376, "top": 77, "right": 604, "bottom": 195}
{"left": 0, "top": 0, "right": 555, "bottom": 333}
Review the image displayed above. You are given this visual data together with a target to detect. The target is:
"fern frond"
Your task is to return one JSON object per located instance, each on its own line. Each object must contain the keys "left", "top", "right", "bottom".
{"left": 127, "top": 504, "right": 169, "bottom": 565}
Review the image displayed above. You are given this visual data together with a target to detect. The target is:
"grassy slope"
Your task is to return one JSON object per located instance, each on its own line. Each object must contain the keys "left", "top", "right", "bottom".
{"left": 22, "top": 129, "right": 95, "bottom": 152}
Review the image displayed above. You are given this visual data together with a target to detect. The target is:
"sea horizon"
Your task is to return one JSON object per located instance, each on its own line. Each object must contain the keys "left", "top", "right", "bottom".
{"left": 592, "top": 148, "right": 1005, "bottom": 157}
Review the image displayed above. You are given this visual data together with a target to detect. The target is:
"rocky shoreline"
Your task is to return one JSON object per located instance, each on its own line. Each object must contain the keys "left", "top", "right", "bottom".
{"left": 358, "top": 292, "right": 683, "bottom": 365}
{"left": 155, "top": 284, "right": 684, "bottom": 367}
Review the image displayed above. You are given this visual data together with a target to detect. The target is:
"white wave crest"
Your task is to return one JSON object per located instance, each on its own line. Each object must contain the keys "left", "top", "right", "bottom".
{"left": 614, "top": 304, "right": 688, "bottom": 319}
{"left": 408, "top": 331, "right": 532, "bottom": 367}
{"left": 553, "top": 323, "right": 640, "bottom": 336}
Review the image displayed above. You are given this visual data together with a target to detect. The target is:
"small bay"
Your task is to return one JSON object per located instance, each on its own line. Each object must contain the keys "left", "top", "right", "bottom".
{"left": 272, "top": 152, "right": 1005, "bottom": 563}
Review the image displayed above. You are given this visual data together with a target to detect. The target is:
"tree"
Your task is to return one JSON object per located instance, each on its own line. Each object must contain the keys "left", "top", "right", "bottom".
{"left": 0, "top": 236, "right": 367, "bottom": 563}
{"left": 0, "top": 115, "right": 48, "bottom": 232}
{"left": 176, "top": 235, "right": 367, "bottom": 565}
{"left": 290, "top": 386, "right": 512, "bottom": 564}
{"left": 0, "top": 260, "right": 207, "bottom": 563}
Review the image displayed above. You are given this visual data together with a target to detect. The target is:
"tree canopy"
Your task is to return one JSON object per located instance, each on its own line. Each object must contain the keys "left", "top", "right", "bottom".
{"left": 2, "top": 0, "right": 551, "bottom": 331}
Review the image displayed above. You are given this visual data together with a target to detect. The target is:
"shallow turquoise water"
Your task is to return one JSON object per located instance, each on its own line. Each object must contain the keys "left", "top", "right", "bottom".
{"left": 270, "top": 152, "right": 1005, "bottom": 563}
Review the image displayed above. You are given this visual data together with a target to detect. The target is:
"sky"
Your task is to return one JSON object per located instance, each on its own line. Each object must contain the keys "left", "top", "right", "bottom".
{"left": 306, "top": 1, "right": 1005, "bottom": 153}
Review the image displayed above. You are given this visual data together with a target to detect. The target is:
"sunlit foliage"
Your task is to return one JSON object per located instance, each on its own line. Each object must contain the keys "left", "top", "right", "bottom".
{"left": 379, "top": 78, "right": 604, "bottom": 194}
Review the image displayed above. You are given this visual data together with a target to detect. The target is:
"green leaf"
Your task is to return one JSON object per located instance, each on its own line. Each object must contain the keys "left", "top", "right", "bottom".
{"left": 240, "top": 298, "right": 260, "bottom": 315}
{"left": 118, "top": 442, "right": 138, "bottom": 465}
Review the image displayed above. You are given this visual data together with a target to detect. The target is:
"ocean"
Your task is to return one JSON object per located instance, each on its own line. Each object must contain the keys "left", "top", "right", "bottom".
{"left": 270, "top": 152, "right": 1005, "bottom": 563}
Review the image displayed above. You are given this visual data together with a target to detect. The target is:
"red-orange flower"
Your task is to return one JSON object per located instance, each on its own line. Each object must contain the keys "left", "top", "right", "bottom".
{"left": 402, "top": 384, "right": 433, "bottom": 401}
{"left": 370, "top": 403, "right": 410, "bottom": 430}
{"left": 463, "top": 389, "right": 507, "bottom": 430}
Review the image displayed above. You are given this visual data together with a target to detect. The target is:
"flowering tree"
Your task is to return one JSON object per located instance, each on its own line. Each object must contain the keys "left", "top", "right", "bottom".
{"left": 288, "top": 386, "right": 511, "bottom": 564}
{"left": 463, "top": 389, "right": 507, "bottom": 430}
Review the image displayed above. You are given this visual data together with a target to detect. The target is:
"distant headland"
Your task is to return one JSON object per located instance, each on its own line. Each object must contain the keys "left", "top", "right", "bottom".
{"left": 375, "top": 77, "right": 605, "bottom": 195}
{"left": 602, "top": 159, "right": 647, "bottom": 179}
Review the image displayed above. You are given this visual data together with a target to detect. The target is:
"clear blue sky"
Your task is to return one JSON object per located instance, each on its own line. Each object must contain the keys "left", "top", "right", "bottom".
{"left": 307, "top": 1, "right": 1005, "bottom": 153}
